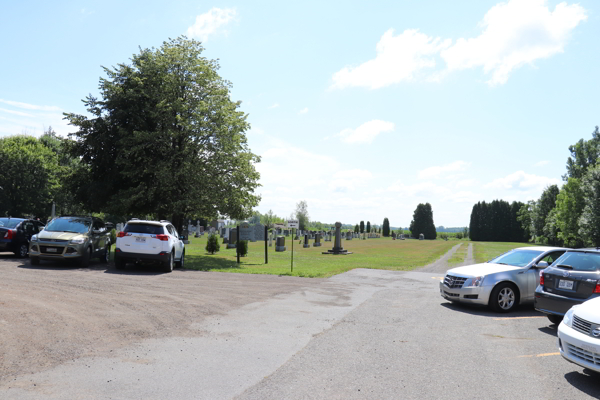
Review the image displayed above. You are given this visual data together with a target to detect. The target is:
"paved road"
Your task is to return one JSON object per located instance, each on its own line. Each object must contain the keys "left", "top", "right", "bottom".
{"left": 1, "top": 253, "right": 599, "bottom": 399}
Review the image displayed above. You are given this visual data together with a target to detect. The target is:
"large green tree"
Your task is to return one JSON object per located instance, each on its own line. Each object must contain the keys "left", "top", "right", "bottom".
{"left": 409, "top": 203, "right": 436, "bottom": 239}
{"left": 64, "top": 37, "right": 260, "bottom": 232}
{"left": 295, "top": 200, "right": 309, "bottom": 230}
{"left": 564, "top": 126, "right": 600, "bottom": 180}
{"left": 0, "top": 135, "right": 60, "bottom": 218}
{"left": 579, "top": 165, "right": 600, "bottom": 247}
{"left": 382, "top": 217, "right": 390, "bottom": 237}
{"left": 359, "top": 220, "right": 364, "bottom": 233}
{"left": 554, "top": 178, "right": 585, "bottom": 247}
{"left": 366, "top": 221, "right": 371, "bottom": 233}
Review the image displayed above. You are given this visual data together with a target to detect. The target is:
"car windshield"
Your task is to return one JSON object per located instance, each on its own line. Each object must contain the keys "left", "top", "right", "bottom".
{"left": 124, "top": 223, "right": 164, "bottom": 235}
{"left": 45, "top": 218, "right": 91, "bottom": 234}
{"left": 488, "top": 249, "right": 544, "bottom": 267}
{"left": 552, "top": 252, "right": 600, "bottom": 272}
{"left": 0, "top": 218, "right": 24, "bottom": 229}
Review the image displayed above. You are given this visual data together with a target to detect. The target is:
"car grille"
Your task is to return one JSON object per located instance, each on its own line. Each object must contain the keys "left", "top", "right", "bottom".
{"left": 40, "top": 245, "right": 65, "bottom": 254}
{"left": 444, "top": 275, "right": 467, "bottom": 289}
{"left": 572, "top": 315, "right": 593, "bottom": 336}
{"left": 43, "top": 239, "right": 69, "bottom": 243}
{"left": 566, "top": 343, "right": 600, "bottom": 366}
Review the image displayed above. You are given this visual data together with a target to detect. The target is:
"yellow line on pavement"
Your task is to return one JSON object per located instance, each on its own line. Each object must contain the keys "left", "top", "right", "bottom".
{"left": 431, "top": 277, "right": 444, "bottom": 280}
{"left": 493, "top": 316, "right": 546, "bottom": 320}
{"left": 518, "top": 352, "right": 560, "bottom": 358}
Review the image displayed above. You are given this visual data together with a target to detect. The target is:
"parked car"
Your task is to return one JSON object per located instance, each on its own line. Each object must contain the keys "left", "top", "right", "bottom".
{"left": 0, "top": 218, "right": 45, "bottom": 257}
{"left": 114, "top": 219, "right": 185, "bottom": 273}
{"left": 440, "top": 246, "right": 568, "bottom": 312}
{"left": 535, "top": 249, "right": 600, "bottom": 324}
{"left": 29, "top": 216, "right": 112, "bottom": 267}
{"left": 557, "top": 297, "right": 600, "bottom": 374}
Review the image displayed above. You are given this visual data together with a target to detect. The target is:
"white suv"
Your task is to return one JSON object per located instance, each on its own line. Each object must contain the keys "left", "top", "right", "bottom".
{"left": 114, "top": 219, "right": 185, "bottom": 272}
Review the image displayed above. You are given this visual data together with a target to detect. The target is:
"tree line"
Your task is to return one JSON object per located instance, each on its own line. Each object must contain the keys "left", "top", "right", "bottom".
{"left": 469, "top": 200, "right": 527, "bottom": 242}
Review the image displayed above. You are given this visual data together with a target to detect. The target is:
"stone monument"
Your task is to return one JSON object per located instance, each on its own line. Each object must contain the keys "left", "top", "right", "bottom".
{"left": 227, "top": 229, "right": 237, "bottom": 249}
{"left": 313, "top": 233, "right": 322, "bottom": 247}
{"left": 322, "top": 222, "right": 352, "bottom": 255}
{"left": 303, "top": 234, "right": 310, "bottom": 248}
{"left": 275, "top": 236, "right": 286, "bottom": 252}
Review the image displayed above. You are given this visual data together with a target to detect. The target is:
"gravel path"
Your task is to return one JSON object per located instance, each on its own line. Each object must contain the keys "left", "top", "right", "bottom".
{"left": 416, "top": 242, "right": 474, "bottom": 274}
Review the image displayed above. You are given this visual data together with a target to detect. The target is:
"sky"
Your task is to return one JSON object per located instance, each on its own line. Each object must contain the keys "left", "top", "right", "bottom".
{"left": 1, "top": 0, "right": 599, "bottom": 228}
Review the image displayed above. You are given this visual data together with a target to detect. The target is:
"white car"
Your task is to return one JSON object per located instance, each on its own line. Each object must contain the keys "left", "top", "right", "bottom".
{"left": 440, "top": 246, "right": 568, "bottom": 312}
{"left": 114, "top": 219, "right": 185, "bottom": 272}
{"left": 557, "top": 297, "right": 600, "bottom": 374}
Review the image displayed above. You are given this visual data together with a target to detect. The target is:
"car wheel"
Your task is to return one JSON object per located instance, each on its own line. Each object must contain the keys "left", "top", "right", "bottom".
{"left": 101, "top": 245, "right": 111, "bottom": 264}
{"left": 30, "top": 256, "right": 40, "bottom": 265}
{"left": 79, "top": 247, "right": 91, "bottom": 267}
{"left": 490, "top": 283, "right": 519, "bottom": 313}
{"left": 175, "top": 250, "right": 185, "bottom": 268}
{"left": 164, "top": 251, "right": 174, "bottom": 273}
{"left": 547, "top": 314, "right": 562, "bottom": 325}
{"left": 17, "top": 243, "right": 29, "bottom": 258}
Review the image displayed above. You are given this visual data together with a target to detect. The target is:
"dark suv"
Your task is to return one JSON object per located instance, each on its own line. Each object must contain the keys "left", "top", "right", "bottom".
{"left": 534, "top": 248, "right": 600, "bottom": 324}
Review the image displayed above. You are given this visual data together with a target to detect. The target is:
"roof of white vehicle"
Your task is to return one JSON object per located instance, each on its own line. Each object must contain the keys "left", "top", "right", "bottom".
{"left": 126, "top": 220, "right": 166, "bottom": 226}
{"left": 514, "top": 246, "right": 568, "bottom": 252}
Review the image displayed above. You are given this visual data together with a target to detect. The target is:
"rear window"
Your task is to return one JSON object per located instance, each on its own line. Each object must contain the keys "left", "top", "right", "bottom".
{"left": 553, "top": 252, "right": 600, "bottom": 272}
{"left": 0, "top": 218, "right": 24, "bottom": 229}
{"left": 124, "top": 223, "right": 164, "bottom": 235}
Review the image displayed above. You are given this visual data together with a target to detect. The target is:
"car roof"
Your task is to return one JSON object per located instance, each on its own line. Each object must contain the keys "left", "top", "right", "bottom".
{"left": 566, "top": 248, "right": 600, "bottom": 253}
{"left": 513, "top": 246, "right": 569, "bottom": 252}
{"left": 126, "top": 220, "right": 166, "bottom": 226}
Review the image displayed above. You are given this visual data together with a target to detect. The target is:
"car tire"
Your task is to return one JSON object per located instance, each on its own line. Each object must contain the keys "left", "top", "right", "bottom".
{"left": 489, "top": 282, "right": 519, "bottom": 313}
{"left": 101, "top": 245, "right": 111, "bottom": 264}
{"left": 79, "top": 247, "right": 91, "bottom": 267}
{"left": 175, "top": 250, "right": 185, "bottom": 268}
{"left": 163, "top": 251, "right": 174, "bottom": 273}
{"left": 17, "top": 242, "right": 29, "bottom": 258}
{"left": 547, "top": 314, "right": 562, "bottom": 325}
{"left": 30, "top": 256, "right": 40, "bottom": 265}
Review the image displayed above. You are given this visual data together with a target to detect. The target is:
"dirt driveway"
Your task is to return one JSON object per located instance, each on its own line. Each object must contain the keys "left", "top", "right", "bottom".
{"left": 0, "top": 253, "right": 323, "bottom": 385}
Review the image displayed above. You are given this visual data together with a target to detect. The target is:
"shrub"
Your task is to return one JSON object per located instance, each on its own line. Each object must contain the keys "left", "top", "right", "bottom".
{"left": 238, "top": 240, "right": 248, "bottom": 257}
{"left": 456, "top": 232, "right": 463, "bottom": 239}
{"left": 206, "top": 233, "right": 220, "bottom": 254}
{"left": 110, "top": 228, "right": 117, "bottom": 244}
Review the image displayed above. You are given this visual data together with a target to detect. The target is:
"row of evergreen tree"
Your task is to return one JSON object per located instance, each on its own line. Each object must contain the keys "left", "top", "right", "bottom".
{"left": 469, "top": 200, "right": 527, "bottom": 242}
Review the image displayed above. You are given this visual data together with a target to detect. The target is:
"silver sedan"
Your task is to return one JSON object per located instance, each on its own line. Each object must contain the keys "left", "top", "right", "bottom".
{"left": 440, "top": 246, "right": 568, "bottom": 312}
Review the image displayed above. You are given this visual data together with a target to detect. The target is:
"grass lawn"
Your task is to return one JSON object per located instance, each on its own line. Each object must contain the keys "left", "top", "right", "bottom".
{"left": 184, "top": 235, "right": 456, "bottom": 278}
{"left": 472, "top": 242, "right": 538, "bottom": 264}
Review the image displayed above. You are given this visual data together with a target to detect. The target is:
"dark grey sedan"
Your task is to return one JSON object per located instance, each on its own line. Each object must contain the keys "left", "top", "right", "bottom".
{"left": 534, "top": 249, "right": 600, "bottom": 324}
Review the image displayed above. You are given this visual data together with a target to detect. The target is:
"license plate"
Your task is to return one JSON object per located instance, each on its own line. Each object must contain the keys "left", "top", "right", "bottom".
{"left": 46, "top": 247, "right": 57, "bottom": 253}
{"left": 558, "top": 280, "right": 574, "bottom": 290}
{"left": 135, "top": 237, "right": 146, "bottom": 243}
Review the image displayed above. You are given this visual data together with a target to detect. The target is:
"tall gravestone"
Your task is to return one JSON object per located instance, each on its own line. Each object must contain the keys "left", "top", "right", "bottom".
{"left": 322, "top": 222, "right": 352, "bottom": 255}
{"left": 303, "top": 234, "right": 310, "bottom": 248}
{"left": 253, "top": 223, "right": 265, "bottom": 241}
{"left": 227, "top": 229, "right": 237, "bottom": 249}
{"left": 275, "top": 236, "right": 286, "bottom": 252}
{"left": 313, "top": 233, "right": 322, "bottom": 247}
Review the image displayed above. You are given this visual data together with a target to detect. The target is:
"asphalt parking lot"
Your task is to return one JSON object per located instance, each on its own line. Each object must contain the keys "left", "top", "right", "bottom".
{"left": 0, "top": 253, "right": 598, "bottom": 399}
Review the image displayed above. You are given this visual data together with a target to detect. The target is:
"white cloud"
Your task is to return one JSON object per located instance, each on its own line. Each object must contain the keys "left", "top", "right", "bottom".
{"left": 484, "top": 170, "right": 559, "bottom": 191}
{"left": 0, "top": 100, "right": 70, "bottom": 137}
{"left": 336, "top": 120, "right": 395, "bottom": 144}
{"left": 268, "top": 103, "right": 279, "bottom": 109}
{"left": 329, "top": 169, "right": 373, "bottom": 192}
{"left": 418, "top": 161, "right": 470, "bottom": 179}
{"left": 186, "top": 7, "right": 237, "bottom": 42}
{"left": 298, "top": 107, "right": 309, "bottom": 114}
{"left": 441, "top": 0, "right": 587, "bottom": 86}
{"left": 534, "top": 160, "right": 550, "bottom": 167}
{"left": 331, "top": 29, "right": 451, "bottom": 89}
{"left": 0, "top": 99, "right": 61, "bottom": 112}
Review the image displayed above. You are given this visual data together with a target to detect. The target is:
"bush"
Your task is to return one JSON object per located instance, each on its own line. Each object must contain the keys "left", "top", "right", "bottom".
{"left": 110, "top": 228, "right": 116, "bottom": 244}
{"left": 206, "top": 233, "right": 220, "bottom": 254}
{"left": 238, "top": 240, "right": 248, "bottom": 256}
{"left": 456, "top": 232, "right": 463, "bottom": 239}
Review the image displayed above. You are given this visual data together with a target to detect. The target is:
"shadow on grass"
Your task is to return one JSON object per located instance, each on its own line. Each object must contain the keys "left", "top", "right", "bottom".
{"left": 183, "top": 254, "right": 243, "bottom": 271}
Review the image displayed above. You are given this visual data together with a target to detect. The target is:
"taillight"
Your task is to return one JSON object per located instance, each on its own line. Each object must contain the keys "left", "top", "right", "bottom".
{"left": 594, "top": 281, "right": 600, "bottom": 294}
{"left": 3, "top": 230, "right": 14, "bottom": 239}
{"left": 155, "top": 234, "right": 169, "bottom": 241}
{"left": 117, "top": 231, "right": 126, "bottom": 238}
{"left": 539, "top": 270, "right": 544, "bottom": 286}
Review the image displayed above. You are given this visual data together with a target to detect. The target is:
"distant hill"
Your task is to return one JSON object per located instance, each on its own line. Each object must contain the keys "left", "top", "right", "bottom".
{"left": 436, "top": 226, "right": 467, "bottom": 233}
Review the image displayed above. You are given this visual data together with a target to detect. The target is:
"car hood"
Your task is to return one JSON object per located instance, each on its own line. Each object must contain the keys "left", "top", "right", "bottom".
{"left": 573, "top": 297, "right": 600, "bottom": 324}
{"left": 38, "top": 231, "right": 87, "bottom": 241}
{"left": 446, "top": 263, "right": 521, "bottom": 277}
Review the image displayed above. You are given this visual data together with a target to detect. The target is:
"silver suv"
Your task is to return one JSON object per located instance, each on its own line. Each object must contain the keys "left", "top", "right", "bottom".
{"left": 114, "top": 219, "right": 185, "bottom": 272}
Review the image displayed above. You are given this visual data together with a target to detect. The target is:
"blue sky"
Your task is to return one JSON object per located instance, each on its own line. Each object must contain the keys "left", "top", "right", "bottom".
{"left": 1, "top": 0, "right": 598, "bottom": 228}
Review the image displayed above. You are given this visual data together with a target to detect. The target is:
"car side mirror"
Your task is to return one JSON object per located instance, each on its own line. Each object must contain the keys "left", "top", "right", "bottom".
{"left": 535, "top": 261, "right": 549, "bottom": 269}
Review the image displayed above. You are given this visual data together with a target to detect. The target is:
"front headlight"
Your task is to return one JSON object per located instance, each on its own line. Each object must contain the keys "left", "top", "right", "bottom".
{"left": 562, "top": 306, "right": 577, "bottom": 328}
{"left": 466, "top": 276, "right": 485, "bottom": 287}
{"left": 31, "top": 235, "right": 38, "bottom": 242}
{"left": 69, "top": 237, "right": 86, "bottom": 244}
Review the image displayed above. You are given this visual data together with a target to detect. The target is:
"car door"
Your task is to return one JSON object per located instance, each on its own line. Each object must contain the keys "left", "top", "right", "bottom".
{"left": 169, "top": 225, "right": 183, "bottom": 259}
{"left": 527, "top": 251, "right": 566, "bottom": 298}
{"left": 92, "top": 219, "right": 107, "bottom": 255}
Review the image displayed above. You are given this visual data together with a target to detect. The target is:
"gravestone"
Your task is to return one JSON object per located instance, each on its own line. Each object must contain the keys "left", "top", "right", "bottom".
{"left": 324, "top": 233, "right": 331, "bottom": 242}
{"left": 200, "top": 226, "right": 205, "bottom": 233}
{"left": 322, "top": 222, "right": 352, "bottom": 255}
{"left": 346, "top": 231, "right": 352, "bottom": 240}
{"left": 313, "top": 233, "right": 322, "bottom": 247}
{"left": 419, "top": 233, "right": 424, "bottom": 240}
{"left": 269, "top": 232, "right": 273, "bottom": 247}
{"left": 227, "top": 229, "right": 237, "bottom": 249}
{"left": 253, "top": 223, "right": 265, "bottom": 241}
{"left": 275, "top": 236, "right": 286, "bottom": 252}
{"left": 303, "top": 234, "right": 310, "bottom": 248}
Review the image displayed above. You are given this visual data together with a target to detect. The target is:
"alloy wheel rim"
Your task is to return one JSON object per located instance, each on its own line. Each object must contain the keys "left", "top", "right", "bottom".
{"left": 499, "top": 288, "right": 515, "bottom": 309}
{"left": 20, "top": 244, "right": 28, "bottom": 257}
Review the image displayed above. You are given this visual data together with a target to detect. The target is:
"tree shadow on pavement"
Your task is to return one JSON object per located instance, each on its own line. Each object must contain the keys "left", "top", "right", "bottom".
{"left": 19, "top": 259, "right": 109, "bottom": 272}
{"left": 564, "top": 370, "right": 600, "bottom": 398}
{"left": 181, "top": 254, "right": 242, "bottom": 272}
{"left": 440, "top": 302, "right": 543, "bottom": 318}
